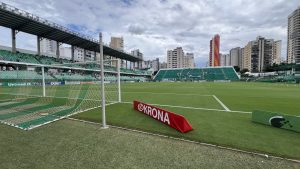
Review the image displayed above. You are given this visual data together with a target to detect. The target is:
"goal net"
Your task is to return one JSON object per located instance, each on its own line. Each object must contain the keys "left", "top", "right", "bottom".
{"left": 0, "top": 60, "right": 120, "bottom": 130}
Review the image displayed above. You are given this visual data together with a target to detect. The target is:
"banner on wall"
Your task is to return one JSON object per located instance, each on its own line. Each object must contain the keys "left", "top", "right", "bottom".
{"left": 252, "top": 110, "right": 300, "bottom": 133}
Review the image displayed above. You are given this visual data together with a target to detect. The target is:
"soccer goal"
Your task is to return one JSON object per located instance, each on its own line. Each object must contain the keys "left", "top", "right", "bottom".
{"left": 0, "top": 59, "right": 120, "bottom": 130}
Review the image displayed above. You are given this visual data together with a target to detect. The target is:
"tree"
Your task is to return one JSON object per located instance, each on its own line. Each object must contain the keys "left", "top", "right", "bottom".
{"left": 233, "top": 66, "right": 240, "bottom": 72}
{"left": 240, "top": 68, "right": 249, "bottom": 74}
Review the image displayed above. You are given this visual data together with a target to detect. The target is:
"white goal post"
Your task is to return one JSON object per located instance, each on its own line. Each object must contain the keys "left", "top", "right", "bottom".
{"left": 0, "top": 57, "right": 121, "bottom": 130}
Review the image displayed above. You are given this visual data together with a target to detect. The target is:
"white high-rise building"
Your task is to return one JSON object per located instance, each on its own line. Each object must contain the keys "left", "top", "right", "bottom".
{"left": 273, "top": 40, "right": 282, "bottom": 64}
{"left": 287, "top": 7, "right": 300, "bottom": 64}
{"left": 229, "top": 47, "right": 242, "bottom": 67}
{"left": 131, "top": 49, "right": 143, "bottom": 69}
{"left": 220, "top": 54, "right": 230, "bottom": 66}
{"left": 59, "top": 47, "right": 71, "bottom": 60}
{"left": 167, "top": 47, "right": 195, "bottom": 69}
{"left": 184, "top": 53, "right": 195, "bottom": 68}
{"left": 40, "top": 39, "right": 57, "bottom": 57}
{"left": 57, "top": 47, "right": 96, "bottom": 62}
{"left": 167, "top": 47, "right": 184, "bottom": 68}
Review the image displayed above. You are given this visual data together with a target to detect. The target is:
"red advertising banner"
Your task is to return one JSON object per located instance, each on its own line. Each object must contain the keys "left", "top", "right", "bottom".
{"left": 133, "top": 100, "right": 193, "bottom": 133}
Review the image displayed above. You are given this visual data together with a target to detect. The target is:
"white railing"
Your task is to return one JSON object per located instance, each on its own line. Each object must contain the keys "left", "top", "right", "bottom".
{"left": 0, "top": 2, "right": 99, "bottom": 43}
{"left": 0, "top": 2, "right": 140, "bottom": 59}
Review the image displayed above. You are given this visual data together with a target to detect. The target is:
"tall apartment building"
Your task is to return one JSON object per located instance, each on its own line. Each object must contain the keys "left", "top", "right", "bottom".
{"left": 109, "top": 37, "right": 124, "bottom": 51}
{"left": 242, "top": 42, "right": 253, "bottom": 71}
{"left": 109, "top": 37, "right": 125, "bottom": 67}
{"left": 241, "top": 36, "right": 281, "bottom": 72}
{"left": 160, "top": 62, "right": 167, "bottom": 69}
{"left": 229, "top": 47, "right": 242, "bottom": 67}
{"left": 141, "top": 58, "right": 160, "bottom": 71}
{"left": 167, "top": 47, "right": 184, "bottom": 68}
{"left": 209, "top": 34, "right": 220, "bottom": 67}
{"left": 40, "top": 38, "right": 57, "bottom": 56}
{"left": 167, "top": 47, "right": 195, "bottom": 68}
{"left": 287, "top": 7, "right": 300, "bottom": 64}
{"left": 131, "top": 49, "right": 143, "bottom": 69}
{"left": 184, "top": 53, "right": 195, "bottom": 68}
{"left": 220, "top": 54, "right": 230, "bottom": 66}
{"left": 40, "top": 38, "right": 95, "bottom": 62}
{"left": 273, "top": 40, "right": 282, "bottom": 64}
{"left": 150, "top": 58, "right": 160, "bottom": 71}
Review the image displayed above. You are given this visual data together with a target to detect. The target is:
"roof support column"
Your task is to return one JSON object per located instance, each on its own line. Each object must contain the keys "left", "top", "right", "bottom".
{"left": 37, "top": 36, "right": 41, "bottom": 56}
{"left": 11, "top": 29, "right": 16, "bottom": 54}
{"left": 126, "top": 60, "right": 128, "bottom": 69}
{"left": 56, "top": 41, "right": 60, "bottom": 59}
{"left": 71, "top": 45, "right": 75, "bottom": 62}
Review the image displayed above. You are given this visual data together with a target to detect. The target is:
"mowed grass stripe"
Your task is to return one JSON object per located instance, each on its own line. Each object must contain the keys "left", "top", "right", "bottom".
{"left": 0, "top": 98, "right": 39, "bottom": 111}
{"left": 18, "top": 85, "right": 90, "bottom": 129}
{"left": 74, "top": 103, "right": 300, "bottom": 159}
{"left": 122, "top": 93, "right": 223, "bottom": 110}
{"left": 1, "top": 119, "right": 298, "bottom": 169}
{"left": 0, "top": 104, "right": 56, "bottom": 120}
{"left": 74, "top": 82, "right": 300, "bottom": 159}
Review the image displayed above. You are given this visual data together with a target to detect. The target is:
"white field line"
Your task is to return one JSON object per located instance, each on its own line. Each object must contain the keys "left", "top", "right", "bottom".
{"left": 212, "top": 95, "right": 230, "bottom": 111}
{"left": 0, "top": 92, "right": 106, "bottom": 102}
{"left": 123, "top": 91, "right": 213, "bottom": 97}
{"left": 0, "top": 95, "right": 40, "bottom": 101}
{"left": 0, "top": 98, "right": 30, "bottom": 102}
{"left": 121, "top": 101, "right": 251, "bottom": 114}
{"left": 67, "top": 118, "right": 300, "bottom": 164}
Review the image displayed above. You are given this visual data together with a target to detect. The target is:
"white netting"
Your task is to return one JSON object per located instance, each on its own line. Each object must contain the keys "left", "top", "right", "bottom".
{"left": 0, "top": 60, "right": 120, "bottom": 129}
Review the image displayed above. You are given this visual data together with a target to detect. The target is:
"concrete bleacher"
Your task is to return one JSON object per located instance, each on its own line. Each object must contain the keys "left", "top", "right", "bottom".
{"left": 0, "top": 70, "right": 147, "bottom": 82}
{"left": 0, "top": 49, "right": 152, "bottom": 76}
{"left": 0, "top": 50, "right": 40, "bottom": 64}
{"left": 154, "top": 67, "right": 240, "bottom": 81}
{"left": 0, "top": 70, "right": 54, "bottom": 80}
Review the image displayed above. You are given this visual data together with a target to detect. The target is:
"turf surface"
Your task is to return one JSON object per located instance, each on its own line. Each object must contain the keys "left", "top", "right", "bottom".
{"left": 0, "top": 119, "right": 299, "bottom": 169}
{"left": 73, "top": 82, "right": 300, "bottom": 159}
{"left": 1, "top": 82, "right": 300, "bottom": 160}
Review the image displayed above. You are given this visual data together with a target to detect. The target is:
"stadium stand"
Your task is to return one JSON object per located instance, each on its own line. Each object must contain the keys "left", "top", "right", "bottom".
{"left": 0, "top": 49, "right": 152, "bottom": 76}
{"left": 0, "top": 49, "right": 40, "bottom": 64}
{"left": 154, "top": 67, "right": 239, "bottom": 81}
{"left": 0, "top": 69, "right": 146, "bottom": 82}
{"left": 253, "top": 74, "right": 296, "bottom": 83}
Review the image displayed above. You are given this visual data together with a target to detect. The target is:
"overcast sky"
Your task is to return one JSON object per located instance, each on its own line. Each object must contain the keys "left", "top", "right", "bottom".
{"left": 0, "top": 0, "right": 298, "bottom": 67}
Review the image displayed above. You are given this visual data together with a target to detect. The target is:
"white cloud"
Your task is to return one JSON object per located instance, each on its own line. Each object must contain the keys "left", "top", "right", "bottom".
{"left": 0, "top": 0, "right": 298, "bottom": 67}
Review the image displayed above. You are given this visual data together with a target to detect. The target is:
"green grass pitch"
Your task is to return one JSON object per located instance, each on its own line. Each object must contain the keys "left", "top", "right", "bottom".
{"left": 73, "top": 82, "right": 300, "bottom": 159}
{"left": 0, "top": 81, "right": 300, "bottom": 162}
{"left": 2, "top": 119, "right": 299, "bottom": 169}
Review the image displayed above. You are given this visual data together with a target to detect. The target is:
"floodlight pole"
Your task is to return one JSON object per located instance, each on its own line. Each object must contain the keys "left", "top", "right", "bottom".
{"left": 99, "top": 32, "right": 108, "bottom": 129}
{"left": 117, "top": 59, "right": 121, "bottom": 103}
{"left": 41, "top": 66, "right": 46, "bottom": 97}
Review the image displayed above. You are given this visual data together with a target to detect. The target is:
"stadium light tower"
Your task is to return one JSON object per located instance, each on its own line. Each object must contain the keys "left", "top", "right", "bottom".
{"left": 99, "top": 32, "right": 108, "bottom": 129}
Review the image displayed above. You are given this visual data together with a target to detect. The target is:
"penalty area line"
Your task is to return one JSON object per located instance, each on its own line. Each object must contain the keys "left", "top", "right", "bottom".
{"left": 120, "top": 101, "right": 250, "bottom": 114}
{"left": 212, "top": 95, "right": 230, "bottom": 111}
{"left": 123, "top": 91, "right": 213, "bottom": 97}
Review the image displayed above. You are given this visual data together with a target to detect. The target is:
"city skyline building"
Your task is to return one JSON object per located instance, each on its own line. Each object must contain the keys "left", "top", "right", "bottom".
{"left": 167, "top": 47, "right": 195, "bottom": 69}
{"left": 287, "top": 7, "right": 300, "bottom": 64}
{"left": 209, "top": 34, "right": 220, "bottom": 67}
{"left": 241, "top": 36, "right": 281, "bottom": 72}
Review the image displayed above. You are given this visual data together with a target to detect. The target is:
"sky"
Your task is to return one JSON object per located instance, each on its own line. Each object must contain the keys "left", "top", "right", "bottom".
{"left": 0, "top": 0, "right": 298, "bottom": 67}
